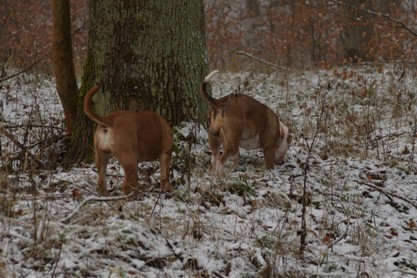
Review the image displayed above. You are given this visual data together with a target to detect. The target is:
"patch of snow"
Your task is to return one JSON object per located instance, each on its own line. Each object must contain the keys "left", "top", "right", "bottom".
{"left": 1, "top": 65, "right": 417, "bottom": 277}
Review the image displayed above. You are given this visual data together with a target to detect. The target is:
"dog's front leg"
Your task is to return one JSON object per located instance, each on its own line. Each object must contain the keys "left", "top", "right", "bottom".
{"left": 211, "top": 153, "right": 221, "bottom": 172}
{"left": 216, "top": 149, "right": 239, "bottom": 174}
{"left": 217, "top": 137, "right": 240, "bottom": 174}
{"left": 159, "top": 150, "right": 174, "bottom": 192}
{"left": 263, "top": 146, "right": 276, "bottom": 169}
{"left": 95, "top": 149, "right": 111, "bottom": 196}
{"left": 229, "top": 152, "right": 240, "bottom": 170}
{"left": 208, "top": 133, "right": 221, "bottom": 174}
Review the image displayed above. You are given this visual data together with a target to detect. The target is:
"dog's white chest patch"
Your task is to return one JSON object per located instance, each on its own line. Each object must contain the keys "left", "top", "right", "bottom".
{"left": 240, "top": 134, "right": 260, "bottom": 150}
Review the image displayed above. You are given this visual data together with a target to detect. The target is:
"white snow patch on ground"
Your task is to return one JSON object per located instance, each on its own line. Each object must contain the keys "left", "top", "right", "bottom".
{"left": 1, "top": 65, "right": 417, "bottom": 277}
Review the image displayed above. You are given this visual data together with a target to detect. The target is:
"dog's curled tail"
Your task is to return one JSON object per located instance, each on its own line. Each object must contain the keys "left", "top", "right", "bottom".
{"left": 83, "top": 84, "right": 112, "bottom": 127}
{"left": 200, "top": 70, "right": 221, "bottom": 107}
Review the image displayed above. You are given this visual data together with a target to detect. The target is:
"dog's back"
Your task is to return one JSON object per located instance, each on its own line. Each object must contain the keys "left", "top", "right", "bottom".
{"left": 217, "top": 94, "right": 275, "bottom": 131}
{"left": 84, "top": 84, "right": 174, "bottom": 195}
{"left": 96, "top": 110, "right": 173, "bottom": 161}
{"left": 200, "top": 71, "right": 274, "bottom": 125}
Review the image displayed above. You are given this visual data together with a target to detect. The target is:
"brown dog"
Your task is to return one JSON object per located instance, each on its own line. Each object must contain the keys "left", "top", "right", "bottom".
{"left": 200, "top": 71, "right": 293, "bottom": 174}
{"left": 83, "top": 84, "right": 174, "bottom": 196}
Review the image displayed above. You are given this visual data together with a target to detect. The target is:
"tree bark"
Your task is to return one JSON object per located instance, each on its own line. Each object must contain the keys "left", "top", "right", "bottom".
{"left": 51, "top": 0, "right": 79, "bottom": 134}
{"left": 64, "top": 0, "right": 208, "bottom": 165}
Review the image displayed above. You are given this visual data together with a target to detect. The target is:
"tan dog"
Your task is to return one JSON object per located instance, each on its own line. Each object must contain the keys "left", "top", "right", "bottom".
{"left": 200, "top": 71, "right": 293, "bottom": 173}
{"left": 83, "top": 84, "right": 174, "bottom": 196}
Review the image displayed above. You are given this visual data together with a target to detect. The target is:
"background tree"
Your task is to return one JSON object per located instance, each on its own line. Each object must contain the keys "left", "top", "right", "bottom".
{"left": 65, "top": 0, "right": 208, "bottom": 164}
{"left": 338, "top": 0, "right": 400, "bottom": 62}
{"left": 51, "top": 0, "right": 79, "bottom": 134}
{"left": 1, "top": 0, "right": 415, "bottom": 75}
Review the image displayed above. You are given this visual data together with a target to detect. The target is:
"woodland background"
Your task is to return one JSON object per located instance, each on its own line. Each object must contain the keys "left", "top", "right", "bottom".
{"left": 1, "top": 1, "right": 417, "bottom": 277}
{"left": 1, "top": 0, "right": 416, "bottom": 76}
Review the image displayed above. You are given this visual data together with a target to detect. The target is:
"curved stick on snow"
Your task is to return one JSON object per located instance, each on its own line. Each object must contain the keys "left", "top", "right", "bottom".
{"left": 59, "top": 194, "right": 132, "bottom": 224}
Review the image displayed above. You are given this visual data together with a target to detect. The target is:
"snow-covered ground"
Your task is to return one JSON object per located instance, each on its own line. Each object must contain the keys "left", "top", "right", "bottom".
{"left": 1, "top": 65, "right": 417, "bottom": 277}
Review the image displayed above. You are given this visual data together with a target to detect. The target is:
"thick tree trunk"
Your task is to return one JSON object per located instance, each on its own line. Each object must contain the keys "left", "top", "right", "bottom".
{"left": 65, "top": 0, "right": 208, "bottom": 164}
{"left": 51, "top": 0, "right": 78, "bottom": 134}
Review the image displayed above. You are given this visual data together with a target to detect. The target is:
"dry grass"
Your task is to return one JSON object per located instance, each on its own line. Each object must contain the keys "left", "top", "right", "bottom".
{"left": 1, "top": 64, "right": 416, "bottom": 276}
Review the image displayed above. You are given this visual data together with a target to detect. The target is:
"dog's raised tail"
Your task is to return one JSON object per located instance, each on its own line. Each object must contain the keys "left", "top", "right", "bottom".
{"left": 83, "top": 84, "right": 112, "bottom": 127}
{"left": 200, "top": 70, "right": 221, "bottom": 106}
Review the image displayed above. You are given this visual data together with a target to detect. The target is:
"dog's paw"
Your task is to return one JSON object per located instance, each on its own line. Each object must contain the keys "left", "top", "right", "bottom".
{"left": 161, "top": 182, "right": 174, "bottom": 193}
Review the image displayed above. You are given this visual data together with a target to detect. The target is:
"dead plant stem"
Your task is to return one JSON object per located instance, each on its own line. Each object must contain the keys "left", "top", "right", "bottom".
{"left": 0, "top": 126, "right": 45, "bottom": 168}
{"left": 299, "top": 88, "right": 327, "bottom": 257}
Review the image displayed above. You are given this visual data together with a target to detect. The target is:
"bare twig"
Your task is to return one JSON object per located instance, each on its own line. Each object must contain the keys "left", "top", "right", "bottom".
{"left": 329, "top": 0, "right": 417, "bottom": 38}
{"left": 299, "top": 85, "right": 329, "bottom": 257}
{"left": 51, "top": 242, "right": 63, "bottom": 278}
{"left": 236, "top": 51, "right": 288, "bottom": 71}
{"left": 0, "top": 125, "right": 45, "bottom": 168}
{"left": 149, "top": 191, "right": 163, "bottom": 219}
{"left": 0, "top": 57, "right": 48, "bottom": 83}
{"left": 29, "top": 133, "right": 68, "bottom": 150}
{"left": 327, "top": 231, "right": 349, "bottom": 249}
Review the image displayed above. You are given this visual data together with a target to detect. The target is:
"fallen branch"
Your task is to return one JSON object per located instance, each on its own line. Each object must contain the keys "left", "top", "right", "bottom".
{"left": 30, "top": 133, "right": 69, "bottom": 150}
{"left": 59, "top": 194, "right": 132, "bottom": 224}
{"left": 236, "top": 51, "right": 288, "bottom": 71}
{"left": 355, "top": 179, "right": 417, "bottom": 209}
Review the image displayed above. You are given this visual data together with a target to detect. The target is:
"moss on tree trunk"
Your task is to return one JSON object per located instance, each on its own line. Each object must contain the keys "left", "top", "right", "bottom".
{"left": 64, "top": 0, "right": 208, "bottom": 165}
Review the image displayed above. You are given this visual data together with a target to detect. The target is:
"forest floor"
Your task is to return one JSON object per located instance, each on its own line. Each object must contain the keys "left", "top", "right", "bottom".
{"left": 1, "top": 65, "right": 417, "bottom": 277}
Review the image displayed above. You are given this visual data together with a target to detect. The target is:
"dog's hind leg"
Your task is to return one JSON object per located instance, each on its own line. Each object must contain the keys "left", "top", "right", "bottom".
{"left": 95, "top": 149, "right": 111, "bottom": 196}
{"left": 159, "top": 150, "right": 174, "bottom": 192}
{"left": 118, "top": 156, "right": 139, "bottom": 195}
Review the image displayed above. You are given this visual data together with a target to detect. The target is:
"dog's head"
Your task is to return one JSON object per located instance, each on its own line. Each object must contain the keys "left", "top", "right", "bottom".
{"left": 207, "top": 106, "right": 224, "bottom": 136}
{"left": 275, "top": 122, "right": 294, "bottom": 165}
